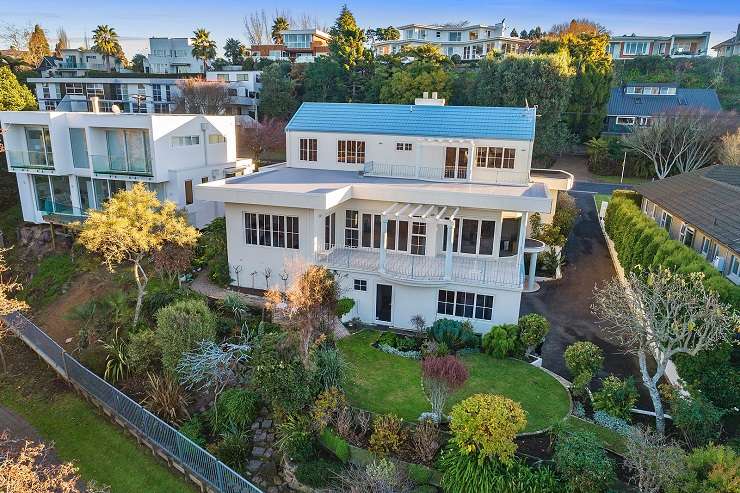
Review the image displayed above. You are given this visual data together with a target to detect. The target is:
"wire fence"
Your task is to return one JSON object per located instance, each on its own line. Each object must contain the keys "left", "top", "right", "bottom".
{"left": 3, "top": 311, "right": 262, "bottom": 493}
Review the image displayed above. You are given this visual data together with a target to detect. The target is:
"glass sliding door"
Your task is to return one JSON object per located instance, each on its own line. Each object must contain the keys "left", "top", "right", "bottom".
{"left": 33, "top": 175, "right": 53, "bottom": 213}
{"left": 77, "top": 176, "right": 93, "bottom": 212}
{"left": 125, "top": 129, "right": 150, "bottom": 173}
{"left": 105, "top": 129, "right": 127, "bottom": 171}
{"left": 50, "top": 176, "right": 73, "bottom": 214}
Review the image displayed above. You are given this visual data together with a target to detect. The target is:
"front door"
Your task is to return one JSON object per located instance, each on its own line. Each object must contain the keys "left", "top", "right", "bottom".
{"left": 444, "top": 147, "right": 468, "bottom": 179}
{"left": 375, "top": 284, "right": 393, "bottom": 323}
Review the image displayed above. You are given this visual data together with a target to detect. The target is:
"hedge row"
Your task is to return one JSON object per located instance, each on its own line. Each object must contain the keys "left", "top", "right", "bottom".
{"left": 605, "top": 192, "right": 740, "bottom": 309}
{"left": 604, "top": 192, "right": 740, "bottom": 413}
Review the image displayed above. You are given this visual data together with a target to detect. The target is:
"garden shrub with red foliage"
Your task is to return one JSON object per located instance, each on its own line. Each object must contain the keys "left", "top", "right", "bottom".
{"left": 421, "top": 355, "right": 469, "bottom": 421}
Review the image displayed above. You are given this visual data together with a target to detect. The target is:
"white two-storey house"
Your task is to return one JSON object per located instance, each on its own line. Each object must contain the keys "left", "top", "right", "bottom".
{"left": 195, "top": 98, "right": 571, "bottom": 332}
{"left": 1, "top": 110, "right": 250, "bottom": 228}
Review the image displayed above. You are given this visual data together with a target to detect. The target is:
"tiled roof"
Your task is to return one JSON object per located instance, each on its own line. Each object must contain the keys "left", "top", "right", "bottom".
{"left": 607, "top": 87, "right": 721, "bottom": 117}
{"left": 635, "top": 165, "right": 740, "bottom": 253}
{"left": 286, "top": 102, "right": 536, "bottom": 141}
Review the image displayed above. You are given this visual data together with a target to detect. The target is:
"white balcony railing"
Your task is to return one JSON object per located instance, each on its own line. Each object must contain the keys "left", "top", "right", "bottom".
{"left": 318, "top": 246, "right": 523, "bottom": 289}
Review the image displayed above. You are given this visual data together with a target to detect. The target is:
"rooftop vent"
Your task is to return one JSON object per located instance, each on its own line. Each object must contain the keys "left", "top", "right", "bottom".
{"left": 415, "top": 91, "right": 446, "bottom": 106}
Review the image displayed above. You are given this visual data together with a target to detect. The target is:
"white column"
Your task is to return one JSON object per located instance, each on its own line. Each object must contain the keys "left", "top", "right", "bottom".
{"left": 444, "top": 220, "right": 454, "bottom": 280}
{"left": 528, "top": 251, "right": 538, "bottom": 291}
{"left": 467, "top": 141, "right": 474, "bottom": 181}
{"left": 492, "top": 211, "right": 503, "bottom": 259}
{"left": 516, "top": 212, "right": 528, "bottom": 259}
{"left": 379, "top": 215, "right": 388, "bottom": 273}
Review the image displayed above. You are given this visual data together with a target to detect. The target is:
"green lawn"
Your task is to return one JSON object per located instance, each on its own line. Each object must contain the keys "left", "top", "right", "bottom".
{"left": 0, "top": 387, "right": 195, "bottom": 492}
{"left": 594, "top": 193, "right": 611, "bottom": 214}
{"left": 338, "top": 331, "right": 570, "bottom": 432}
{"left": 564, "top": 416, "right": 627, "bottom": 454}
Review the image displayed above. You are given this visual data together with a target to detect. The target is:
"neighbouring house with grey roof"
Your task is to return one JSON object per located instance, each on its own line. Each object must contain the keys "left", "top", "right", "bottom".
{"left": 195, "top": 96, "right": 574, "bottom": 332}
{"left": 605, "top": 82, "right": 722, "bottom": 135}
{"left": 712, "top": 23, "right": 740, "bottom": 57}
{"left": 635, "top": 165, "right": 740, "bottom": 286}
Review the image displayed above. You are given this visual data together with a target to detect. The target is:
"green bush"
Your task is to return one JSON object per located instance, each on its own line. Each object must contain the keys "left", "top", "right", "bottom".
{"left": 611, "top": 189, "right": 642, "bottom": 208}
{"left": 276, "top": 413, "right": 316, "bottom": 462}
{"left": 209, "top": 256, "right": 232, "bottom": 287}
{"left": 213, "top": 427, "right": 251, "bottom": 471}
{"left": 673, "top": 343, "right": 739, "bottom": 416}
{"left": 407, "top": 463, "right": 433, "bottom": 485}
{"left": 592, "top": 375, "right": 638, "bottom": 421}
{"left": 682, "top": 444, "right": 739, "bottom": 493}
{"left": 440, "top": 445, "right": 560, "bottom": 493}
{"left": 295, "top": 459, "right": 342, "bottom": 487}
{"left": 154, "top": 298, "right": 217, "bottom": 374}
{"left": 518, "top": 314, "right": 550, "bottom": 356}
{"left": 179, "top": 414, "right": 208, "bottom": 447}
{"left": 320, "top": 428, "right": 350, "bottom": 462}
{"left": 211, "top": 388, "right": 259, "bottom": 435}
{"left": 313, "top": 346, "right": 351, "bottom": 390}
{"left": 429, "top": 319, "right": 479, "bottom": 351}
{"left": 564, "top": 342, "right": 603, "bottom": 396}
{"left": 368, "top": 414, "right": 407, "bottom": 457}
{"left": 126, "top": 329, "right": 161, "bottom": 375}
{"left": 482, "top": 324, "right": 521, "bottom": 358}
{"left": 336, "top": 297, "right": 355, "bottom": 317}
{"left": 670, "top": 395, "right": 725, "bottom": 449}
{"left": 553, "top": 430, "right": 615, "bottom": 493}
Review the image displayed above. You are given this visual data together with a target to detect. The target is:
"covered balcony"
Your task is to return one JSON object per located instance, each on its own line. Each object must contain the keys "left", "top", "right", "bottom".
{"left": 91, "top": 154, "right": 153, "bottom": 176}
{"left": 5, "top": 149, "right": 55, "bottom": 170}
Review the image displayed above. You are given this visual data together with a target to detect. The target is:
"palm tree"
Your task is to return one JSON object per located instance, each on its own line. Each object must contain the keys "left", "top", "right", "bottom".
{"left": 271, "top": 16, "right": 290, "bottom": 44}
{"left": 92, "top": 25, "right": 120, "bottom": 72}
{"left": 191, "top": 28, "right": 217, "bottom": 77}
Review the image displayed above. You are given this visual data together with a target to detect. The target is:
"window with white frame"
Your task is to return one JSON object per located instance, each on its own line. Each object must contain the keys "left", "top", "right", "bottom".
{"left": 216, "top": 73, "right": 229, "bottom": 82}
{"left": 475, "top": 147, "right": 516, "bottom": 169}
{"left": 345, "top": 210, "right": 359, "bottom": 248}
{"left": 443, "top": 218, "right": 496, "bottom": 256}
{"left": 449, "top": 31, "right": 462, "bottom": 41}
{"left": 729, "top": 256, "right": 739, "bottom": 280}
{"left": 244, "top": 212, "right": 299, "bottom": 249}
{"left": 337, "top": 140, "right": 365, "bottom": 164}
{"left": 208, "top": 134, "right": 226, "bottom": 144}
{"left": 236, "top": 73, "right": 249, "bottom": 81}
{"left": 86, "top": 83, "right": 103, "bottom": 98}
{"left": 659, "top": 211, "right": 672, "bottom": 231}
{"left": 679, "top": 223, "right": 695, "bottom": 247}
{"left": 636, "top": 116, "right": 651, "bottom": 126}
{"left": 65, "top": 82, "right": 83, "bottom": 95}
{"left": 624, "top": 41, "right": 649, "bottom": 55}
{"left": 300, "top": 138, "right": 317, "bottom": 161}
{"left": 354, "top": 279, "right": 367, "bottom": 291}
{"left": 437, "top": 290, "right": 493, "bottom": 320}
{"left": 616, "top": 116, "right": 636, "bottom": 126}
{"left": 41, "top": 83, "right": 50, "bottom": 99}
{"left": 700, "top": 237, "right": 711, "bottom": 256}
{"left": 411, "top": 221, "right": 426, "bottom": 255}
{"left": 171, "top": 135, "right": 200, "bottom": 147}
{"left": 396, "top": 142, "right": 412, "bottom": 151}
{"left": 324, "top": 212, "right": 336, "bottom": 250}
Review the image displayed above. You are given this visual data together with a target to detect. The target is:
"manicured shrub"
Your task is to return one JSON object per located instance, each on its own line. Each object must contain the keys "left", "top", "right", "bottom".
{"left": 335, "top": 297, "right": 355, "bottom": 318}
{"left": 482, "top": 324, "right": 521, "bottom": 358}
{"left": 127, "top": 329, "right": 161, "bottom": 375}
{"left": 670, "top": 395, "right": 725, "bottom": 449}
{"left": 611, "top": 189, "right": 642, "bottom": 207}
{"left": 429, "top": 319, "right": 479, "bottom": 351}
{"left": 155, "top": 298, "right": 217, "bottom": 375}
{"left": 313, "top": 346, "right": 351, "bottom": 390}
{"left": 211, "top": 388, "right": 259, "bottom": 435}
{"left": 554, "top": 430, "right": 615, "bottom": 493}
{"left": 179, "top": 413, "right": 207, "bottom": 447}
{"left": 518, "top": 314, "right": 550, "bottom": 357}
{"left": 564, "top": 341, "right": 603, "bottom": 395}
{"left": 295, "top": 459, "right": 342, "bottom": 487}
{"left": 276, "top": 413, "right": 316, "bottom": 462}
{"left": 449, "top": 393, "right": 527, "bottom": 465}
{"left": 673, "top": 343, "right": 740, "bottom": 416}
{"left": 368, "top": 414, "right": 407, "bottom": 457}
{"left": 592, "top": 375, "right": 638, "bottom": 421}
{"left": 421, "top": 355, "right": 469, "bottom": 421}
{"left": 320, "top": 427, "right": 350, "bottom": 462}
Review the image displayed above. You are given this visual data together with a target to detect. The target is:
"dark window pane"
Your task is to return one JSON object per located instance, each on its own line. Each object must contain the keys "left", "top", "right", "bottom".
{"left": 258, "top": 214, "right": 271, "bottom": 246}
{"left": 398, "top": 221, "right": 408, "bottom": 251}
{"left": 460, "top": 219, "right": 478, "bottom": 254}
{"left": 386, "top": 219, "right": 396, "bottom": 250}
{"left": 362, "top": 214, "right": 372, "bottom": 248}
{"left": 373, "top": 214, "right": 381, "bottom": 249}
{"left": 480, "top": 220, "right": 495, "bottom": 255}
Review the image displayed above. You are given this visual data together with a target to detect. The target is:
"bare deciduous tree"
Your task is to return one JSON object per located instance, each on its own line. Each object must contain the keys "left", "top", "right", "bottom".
{"left": 244, "top": 9, "right": 271, "bottom": 46}
{"left": 717, "top": 127, "right": 740, "bottom": 165}
{"left": 0, "top": 23, "right": 32, "bottom": 51}
{"left": 621, "top": 110, "right": 725, "bottom": 179}
{"left": 238, "top": 118, "right": 286, "bottom": 168}
{"left": 623, "top": 426, "right": 686, "bottom": 493}
{"left": 173, "top": 79, "right": 229, "bottom": 115}
{"left": 591, "top": 268, "right": 738, "bottom": 434}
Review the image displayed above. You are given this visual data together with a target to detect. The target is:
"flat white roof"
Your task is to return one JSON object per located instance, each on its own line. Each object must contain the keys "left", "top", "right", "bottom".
{"left": 196, "top": 165, "right": 552, "bottom": 213}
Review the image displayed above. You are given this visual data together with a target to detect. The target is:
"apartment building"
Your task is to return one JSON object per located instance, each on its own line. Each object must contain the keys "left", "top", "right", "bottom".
{"left": 372, "top": 22, "right": 528, "bottom": 60}
{"left": 635, "top": 166, "right": 740, "bottom": 286}
{"left": 607, "top": 32, "right": 711, "bottom": 59}
{"left": 41, "top": 48, "right": 128, "bottom": 77}
{"left": 605, "top": 82, "right": 721, "bottom": 134}
{"left": 205, "top": 69, "right": 261, "bottom": 125}
{"left": 712, "top": 23, "right": 740, "bottom": 57}
{"left": 249, "top": 29, "right": 331, "bottom": 62}
{"left": 144, "top": 38, "right": 203, "bottom": 74}
{"left": 195, "top": 97, "right": 572, "bottom": 332}
{"left": 29, "top": 76, "right": 183, "bottom": 114}
{"left": 0, "top": 111, "right": 250, "bottom": 228}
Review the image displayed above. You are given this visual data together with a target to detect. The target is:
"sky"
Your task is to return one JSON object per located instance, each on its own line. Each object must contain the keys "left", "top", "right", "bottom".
{"left": 2, "top": 0, "right": 739, "bottom": 57}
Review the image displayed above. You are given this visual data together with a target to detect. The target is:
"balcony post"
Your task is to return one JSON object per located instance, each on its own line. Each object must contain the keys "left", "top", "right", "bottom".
{"left": 379, "top": 215, "right": 388, "bottom": 274}
{"left": 528, "top": 250, "right": 538, "bottom": 291}
{"left": 517, "top": 212, "right": 529, "bottom": 281}
{"left": 444, "top": 220, "right": 454, "bottom": 280}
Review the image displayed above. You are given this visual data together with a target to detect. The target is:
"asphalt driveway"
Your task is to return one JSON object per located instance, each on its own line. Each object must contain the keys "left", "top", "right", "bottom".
{"left": 521, "top": 191, "right": 652, "bottom": 406}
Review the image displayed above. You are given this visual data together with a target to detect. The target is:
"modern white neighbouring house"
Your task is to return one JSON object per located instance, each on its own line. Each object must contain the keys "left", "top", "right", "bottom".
{"left": 1, "top": 110, "right": 251, "bottom": 228}
{"left": 195, "top": 97, "right": 572, "bottom": 332}
{"left": 205, "top": 69, "right": 262, "bottom": 126}
{"left": 144, "top": 37, "right": 204, "bottom": 74}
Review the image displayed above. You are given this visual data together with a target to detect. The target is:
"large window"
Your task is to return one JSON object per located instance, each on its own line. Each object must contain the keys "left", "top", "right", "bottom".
{"left": 437, "top": 290, "right": 493, "bottom": 320}
{"left": 449, "top": 31, "right": 462, "bottom": 41}
{"left": 624, "top": 41, "right": 649, "bottom": 55}
{"left": 300, "top": 138, "right": 317, "bottom": 161}
{"left": 659, "top": 211, "right": 672, "bottom": 231}
{"left": 105, "top": 129, "right": 150, "bottom": 172}
{"left": 33, "top": 175, "right": 72, "bottom": 214}
{"left": 25, "top": 126, "right": 54, "bottom": 167}
{"left": 244, "top": 212, "right": 299, "bottom": 249}
{"left": 475, "top": 147, "right": 516, "bottom": 169}
{"left": 411, "top": 222, "right": 426, "bottom": 255}
{"left": 443, "top": 218, "right": 496, "bottom": 256}
{"left": 171, "top": 135, "right": 200, "bottom": 147}
{"left": 284, "top": 33, "right": 311, "bottom": 49}
{"left": 337, "top": 140, "right": 365, "bottom": 164}
{"left": 344, "top": 210, "right": 359, "bottom": 248}
{"left": 324, "top": 212, "right": 336, "bottom": 250}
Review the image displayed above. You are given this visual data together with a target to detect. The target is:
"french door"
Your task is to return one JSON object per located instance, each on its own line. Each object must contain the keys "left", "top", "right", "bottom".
{"left": 375, "top": 284, "right": 393, "bottom": 323}
{"left": 444, "top": 147, "right": 468, "bottom": 179}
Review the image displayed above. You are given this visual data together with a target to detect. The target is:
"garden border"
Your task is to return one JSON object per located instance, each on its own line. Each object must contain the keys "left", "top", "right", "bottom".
{"left": 2, "top": 311, "right": 263, "bottom": 493}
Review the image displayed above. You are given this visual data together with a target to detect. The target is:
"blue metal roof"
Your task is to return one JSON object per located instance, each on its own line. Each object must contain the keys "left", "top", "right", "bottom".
{"left": 607, "top": 87, "right": 721, "bottom": 117}
{"left": 286, "top": 102, "right": 536, "bottom": 141}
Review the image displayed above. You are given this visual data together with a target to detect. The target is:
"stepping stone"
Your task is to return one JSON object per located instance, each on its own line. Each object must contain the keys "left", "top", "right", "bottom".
{"left": 262, "top": 419, "right": 272, "bottom": 428}
{"left": 253, "top": 446, "right": 265, "bottom": 457}
{"left": 247, "top": 460, "right": 262, "bottom": 473}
